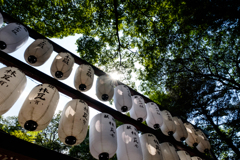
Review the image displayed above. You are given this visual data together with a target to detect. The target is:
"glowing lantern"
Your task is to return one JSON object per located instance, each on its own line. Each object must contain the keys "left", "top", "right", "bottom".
{"left": 116, "top": 124, "right": 143, "bottom": 160}
{"left": 114, "top": 85, "right": 132, "bottom": 112}
{"left": 96, "top": 75, "right": 114, "bottom": 101}
{"left": 18, "top": 84, "right": 59, "bottom": 131}
{"left": 196, "top": 129, "right": 211, "bottom": 153}
{"left": 160, "top": 110, "right": 176, "bottom": 136}
{"left": 191, "top": 156, "right": 202, "bottom": 160}
{"left": 0, "top": 67, "right": 26, "bottom": 115}
{"left": 130, "top": 95, "right": 147, "bottom": 123}
{"left": 0, "top": 13, "right": 3, "bottom": 27}
{"left": 184, "top": 122, "right": 199, "bottom": 147}
{"left": 146, "top": 102, "right": 163, "bottom": 130}
{"left": 24, "top": 39, "right": 53, "bottom": 66}
{"left": 177, "top": 151, "right": 191, "bottom": 160}
{"left": 58, "top": 99, "right": 89, "bottom": 146}
{"left": 0, "top": 23, "right": 29, "bottom": 53}
{"left": 140, "top": 133, "right": 163, "bottom": 160}
{"left": 50, "top": 52, "right": 74, "bottom": 80}
{"left": 90, "top": 113, "right": 117, "bottom": 160}
{"left": 173, "top": 117, "right": 188, "bottom": 141}
{"left": 74, "top": 64, "right": 94, "bottom": 92}
{"left": 160, "top": 142, "right": 179, "bottom": 160}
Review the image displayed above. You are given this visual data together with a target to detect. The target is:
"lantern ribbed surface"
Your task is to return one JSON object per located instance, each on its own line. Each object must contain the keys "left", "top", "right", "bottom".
{"left": 160, "top": 142, "right": 179, "bottom": 160}
{"left": 58, "top": 99, "right": 89, "bottom": 146}
{"left": 96, "top": 75, "right": 114, "bottom": 101}
{"left": 50, "top": 52, "right": 74, "bottom": 80}
{"left": 89, "top": 113, "right": 117, "bottom": 159}
{"left": 130, "top": 95, "right": 147, "bottom": 123}
{"left": 24, "top": 39, "right": 53, "bottom": 66}
{"left": 184, "top": 122, "right": 200, "bottom": 147}
{"left": 140, "top": 133, "right": 163, "bottom": 160}
{"left": 146, "top": 102, "right": 163, "bottom": 130}
{"left": 116, "top": 124, "right": 143, "bottom": 160}
{"left": 195, "top": 129, "right": 211, "bottom": 153}
{"left": 0, "top": 23, "right": 29, "bottom": 53}
{"left": 18, "top": 83, "right": 59, "bottom": 131}
{"left": 160, "top": 110, "right": 176, "bottom": 136}
{"left": 0, "top": 13, "right": 3, "bottom": 27}
{"left": 114, "top": 85, "right": 132, "bottom": 112}
{"left": 177, "top": 151, "right": 191, "bottom": 160}
{"left": 173, "top": 117, "right": 188, "bottom": 142}
{"left": 0, "top": 67, "right": 26, "bottom": 115}
{"left": 74, "top": 64, "right": 94, "bottom": 92}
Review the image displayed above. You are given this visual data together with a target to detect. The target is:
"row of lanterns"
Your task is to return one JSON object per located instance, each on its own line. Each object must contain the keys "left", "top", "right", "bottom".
{"left": 0, "top": 15, "right": 210, "bottom": 159}
{"left": 0, "top": 66, "right": 211, "bottom": 154}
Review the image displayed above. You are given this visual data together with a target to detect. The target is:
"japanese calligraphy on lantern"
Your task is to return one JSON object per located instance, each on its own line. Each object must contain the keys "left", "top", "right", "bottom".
{"left": 0, "top": 67, "right": 26, "bottom": 115}
{"left": 18, "top": 83, "right": 59, "bottom": 131}
{"left": 90, "top": 113, "right": 117, "bottom": 159}
{"left": 116, "top": 124, "right": 143, "bottom": 160}
{"left": 58, "top": 99, "right": 89, "bottom": 146}
{"left": 140, "top": 133, "right": 163, "bottom": 160}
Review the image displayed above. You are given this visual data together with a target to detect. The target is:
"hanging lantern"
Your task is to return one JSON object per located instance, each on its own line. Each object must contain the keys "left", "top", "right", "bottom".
{"left": 0, "top": 67, "right": 26, "bottom": 115}
{"left": 96, "top": 75, "right": 114, "bottom": 101}
{"left": 191, "top": 156, "right": 202, "bottom": 160}
{"left": 130, "top": 95, "right": 147, "bottom": 123}
{"left": 0, "top": 23, "right": 29, "bottom": 53}
{"left": 114, "top": 85, "right": 132, "bottom": 112}
{"left": 177, "top": 151, "right": 191, "bottom": 160}
{"left": 173, "top": 117, "right": 188, "bottom": 142}
{"left": 146, "top": 102, "right": 163, "bottom": 130}
{"left": 196, "top": 129, "right": 211, "bottom": 153}
{"left": 89, "top": 113, "right": 117, "bottom": 160}
{"left": 24, "top": 39, "right": 53, "bottom": 66}
{"left": 74, "top": 64, "right": 94, "bottom": 92}
{"left": 18, "top": 84, "right": 59, "bottom": 131}
{"left": 0, "top": 13, "right": 3, "bottom": 27}
{"left": 50, "top": 52, "right": 74, "bottom": 80}
{"left": 58, "top": 99, "right": 89, "bottom": 146}
{"left": 184, "top": 122, "right": 199, "bottom": 147}
{"left": 116, "top": 124, "right": 143, "bottom": 160}
{"left": 160, "top": 110, "right": 176, "bottom": 136}
{"left": 160, "top": 142, "right": 179, "bottom": 160}
{"left": 140, "top": 133, "right": 163, "bottom": 160}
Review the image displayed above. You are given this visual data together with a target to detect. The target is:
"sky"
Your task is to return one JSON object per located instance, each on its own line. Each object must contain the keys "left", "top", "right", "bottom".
{"left": 0, "top": 33, "right": 117, "bottom": 123}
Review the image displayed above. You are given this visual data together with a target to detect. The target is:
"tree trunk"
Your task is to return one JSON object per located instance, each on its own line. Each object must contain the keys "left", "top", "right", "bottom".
{"left": 201, "top": 107, "right": 240, "bottom": 157}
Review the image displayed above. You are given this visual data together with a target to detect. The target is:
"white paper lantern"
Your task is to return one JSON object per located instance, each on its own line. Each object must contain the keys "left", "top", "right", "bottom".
{"left": 160, "top": 110, "right": 176, "bottom": 136}
{"left": 114, "top": 85, "right": 132, "bottom": 112}
{"left": 0, "top": 67, "right": 26, "bottom": 115}
{"left": 116, "top": 124, "right": 143, "bottom": 160}
{"left": 196, "top": 129, "right": 211, "bottom": 153}
{"left": 0, "top": 13, "right": 3, "bottom": 28}
{"left": 130, "top": 95, "right": 147, "bottom": 123}
{"left": 24, "top": 39, "right": 53, "bottom": 66}
{"left": 18, "top": 84, "right": 59, "bottom": 131}
{"left": 0, "top": 23, "right": 29, "bottom": 53}
{"left": 140, "top": 133, "right": 163, "bottom": 160}
{"left": 58, "top": 99, "right": 89, "bottom": 146}
{"left": 96, "top": 75, "right": 114, "bottom": 101}
{"left": 184, "top": 123, "right": 199, "bottom": 147}
{"left": 50, "top": 52, "right": 74, "bottom": 80}
{"left": 74, "top": 64, "right": 94, "bottom": 92}
{"left": 191, "top": 156, "right": 202, "bottom": 160}
{"left": 160, "top": 142, "right": 179, "bottom": 160}
{"left": 173, "top": 117, "right": 188, "bottom": 142}
{"left": 146, "top": 102, "right": 163, "bottom": 130}
{"left": 177, "top": 151, "right": 191, "bottom": 160}
{"left": 90, "top": 113, "right": 117, "bottom": 160}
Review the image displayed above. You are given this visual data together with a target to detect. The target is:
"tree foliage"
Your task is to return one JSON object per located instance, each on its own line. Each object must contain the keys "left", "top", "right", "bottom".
{"left": 1, "top": 0, "right": 240, "bottom": 158}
